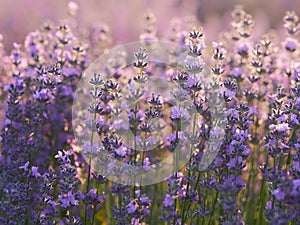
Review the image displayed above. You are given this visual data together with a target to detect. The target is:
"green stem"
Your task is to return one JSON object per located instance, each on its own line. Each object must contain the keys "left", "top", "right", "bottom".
{"left": 150, "top": 184, "right": 158, "bottom": 225}
{"left": 84, "top": 157, "right": 92, "bottom": 225}
{"left": 173, "top": 198, "right": 178, "bottom": 225}
{"left": 91, "top": 183, "right": 100, "bottom": 225}
{"left": 245, "top": 155, "right": 255, "bottom": 222}
{"left": 255, "top": 176, "right": 266, "bottom": 225}
{"left": 207, "top": 192, "right": 219, "bottom": 225}
{"left": 271, "top": 156, "right": 277, "bottom": 210}
{"left": 133, "top": 134, "right": 137, "bottom": 197}
{"left": 172, "top": 120, "right": 180, "bottom": 225}
{"left": 85, "top": 85, "right": 97, "bottom": 225}
{"left": 181, "top": 92, "right": 197, "bottom": 224}
{"left": 104, "top": 181, "right": 112, "bottom": 224}
{"left": 182, "top": 171, "right": 205, "bottom": 224}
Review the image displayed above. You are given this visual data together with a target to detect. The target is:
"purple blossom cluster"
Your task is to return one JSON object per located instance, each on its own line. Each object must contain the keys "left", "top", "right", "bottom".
{"left": 0, "top": 4, "right": 299, "bottom": 225}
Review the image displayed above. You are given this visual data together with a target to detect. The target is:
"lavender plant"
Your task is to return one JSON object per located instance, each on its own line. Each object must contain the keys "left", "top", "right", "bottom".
{"left": 0, "top": 3, "right": 299, "bottom": 225}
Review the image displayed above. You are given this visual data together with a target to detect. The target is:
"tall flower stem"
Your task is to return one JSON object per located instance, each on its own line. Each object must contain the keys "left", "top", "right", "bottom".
{"left": 91, "top": 182, "right": 100, "bottom": 225}
{"left": 181, "top": 91, "right": 197, "bottom": 224}
{"left": 105, "top": 181, "right": 112, "bottom": 223}
{"left": 207, "top": 192, "right": 219, "bottom": 225}
{"left": 84, "top": 157, "right": 92, "bottom": 225}
{"left": 172, "top": 119, "right": 180, "bottom": 225}
{"left": 245, "top": 98, "right": 260, "bottom": 223}
{"left": 133, "top": 103, "right": 138, "bottom": 198}
{"left": 85, "top": 84, "right": 98, "bottom": 225}
{"left": 150, "top": 184, "right": 158, "bottom": 225}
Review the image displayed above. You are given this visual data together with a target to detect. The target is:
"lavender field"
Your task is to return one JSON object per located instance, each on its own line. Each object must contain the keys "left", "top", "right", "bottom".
{"left": 0, "top": 1, "right": 299, "bottom": 225}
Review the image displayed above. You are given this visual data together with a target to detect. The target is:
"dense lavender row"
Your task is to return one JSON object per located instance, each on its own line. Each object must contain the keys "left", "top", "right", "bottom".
{"left": 0, "top": 5, "right": 299, "bottom": 225}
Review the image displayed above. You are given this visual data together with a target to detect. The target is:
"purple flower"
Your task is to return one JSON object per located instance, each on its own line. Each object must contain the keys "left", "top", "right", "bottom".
{"left": 229, "top": 67, "right": 243, "bottom": 77}
{"left": 84, "top": 189, "right": 106, "bottom": 205}
{"left": 272, "top": 189, "right": 286, "bottom": 200}
{"left": 19, "top": 161, "right": 29, "bottom": 171}
{"left": 285, "top": 39, "right": 297, "bottom": 52}
{"left": 127, "top": 201, "right": 137, "bottom": 214}
{"left": 292, "top": 162, "right": 300, "bottom": 172}
{"left": 58, "top": 191, "right": 79, "bottom": 208}
{"left": 31, "top": 166, "right": 41, "bottom": 178}
{"left": 163, "top": 194, "right": 175, "bottom": 207}
{"left": 115, "top": 146, "right": 127, "bottom": 157}
{"left": 170, "top": 106, "right": 188, "bottom": 120}
{"left": 291, "top": 179, "right": 300, "bottom": 196}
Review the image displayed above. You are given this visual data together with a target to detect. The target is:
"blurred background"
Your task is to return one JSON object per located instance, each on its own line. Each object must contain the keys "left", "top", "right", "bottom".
{"left": 0, "top": 0, "right": 299, "bottom": 50}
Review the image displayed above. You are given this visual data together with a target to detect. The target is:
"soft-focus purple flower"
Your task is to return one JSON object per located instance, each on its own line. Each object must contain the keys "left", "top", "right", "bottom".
{"left": 59, "top": 191, "right": 79, "bottom": 208}
{"left": 285, "top": 39, "right": 297, "bottom": 52}
{"left": 127, "top": 201, "right": 137, "bottom": 214}
{"left": 163, "top": 194, "right": 174, "bottom": 207}
{"left": 19, "top": 161, "right": 29, "bottom": 171}
{"left": 115, "top": 146, "right": 127, "bottom": 157}
{"left": 229, "top": 67, "right": 243, "bottom": 78}
{"left": 31, "top": 166, "right": 41, "bottom": 178}
{"left": 170, "top": 106, "right": 188, "bottom": 120}
{"left": 292, "top": 162, "right": 300, "bottom": 172}
{"left": 272, "top": 189, "right": 286, "bottom": 201}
